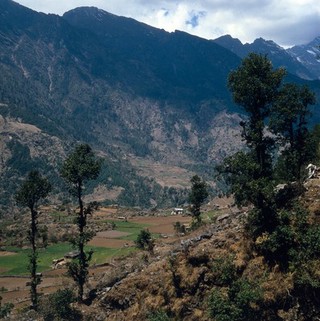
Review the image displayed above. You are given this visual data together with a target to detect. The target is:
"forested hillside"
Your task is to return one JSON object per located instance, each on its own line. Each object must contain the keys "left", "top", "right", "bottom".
{"left": 0, "top": 0, "right": 320, "bottom": 213}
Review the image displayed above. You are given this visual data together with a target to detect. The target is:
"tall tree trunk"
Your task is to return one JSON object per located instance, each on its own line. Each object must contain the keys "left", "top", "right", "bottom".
{"left": 77, "top": 182, "right": 85, "bottom": 302}
{"left": 30, "top": 207, "right": 38, "bottom": 310}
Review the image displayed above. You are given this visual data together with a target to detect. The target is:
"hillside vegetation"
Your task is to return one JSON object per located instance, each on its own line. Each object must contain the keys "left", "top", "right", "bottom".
{"left": 1, "top": 52, "right": 320, "bottom": 321}
{"left": 1, "top": 2, "right": 320, "bottom": 319}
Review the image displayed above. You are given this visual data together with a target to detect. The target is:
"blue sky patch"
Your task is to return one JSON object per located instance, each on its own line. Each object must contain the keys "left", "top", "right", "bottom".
{"left": 186, "top": 11, "right": 206, "bottom": 28}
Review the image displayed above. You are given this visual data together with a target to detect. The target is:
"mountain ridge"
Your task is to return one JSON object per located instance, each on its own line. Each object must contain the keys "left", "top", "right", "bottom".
{"left": 213, "top": 34, "right": 320, "bottom": 80}
{"left": 0, "top": 0, "right": 319, "bottom": 211}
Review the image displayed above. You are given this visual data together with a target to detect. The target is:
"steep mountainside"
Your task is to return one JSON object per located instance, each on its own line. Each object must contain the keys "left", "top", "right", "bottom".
{"left": 0, "top": 1, "right": 242, "bottom": 212}
{"left": 0, "top": 0, "right": 319, "bottom": 212}
{"left": 287, "top": 36, "right": 320, "bottom": 80}
{"left": 213, "top": 35, "right": 318, "bottom": 80}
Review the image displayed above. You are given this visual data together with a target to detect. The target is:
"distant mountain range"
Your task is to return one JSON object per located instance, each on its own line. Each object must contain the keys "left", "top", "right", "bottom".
{"left": 213, "top": 35, "right": 320, "bottom": 80}
{"left": 0, "top": 0, "right": 319, "bottom": 211}
{"left": 287, "top": 37, "right": 320, "bottom": 80}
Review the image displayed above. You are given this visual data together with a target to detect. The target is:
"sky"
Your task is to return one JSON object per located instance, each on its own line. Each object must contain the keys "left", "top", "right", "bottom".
{"left": 16, "top": 0, "right": 320, "bottom": 48}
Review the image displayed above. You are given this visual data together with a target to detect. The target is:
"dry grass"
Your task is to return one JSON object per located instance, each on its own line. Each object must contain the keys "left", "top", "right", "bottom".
{"left": 129, "top": 156, "right": 196, "bottom": 188}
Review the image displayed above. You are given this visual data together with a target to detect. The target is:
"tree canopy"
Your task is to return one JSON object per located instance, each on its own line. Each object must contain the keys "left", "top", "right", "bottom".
{"left": 60, "top": 144, "right": 101, "bottom": 192}
{"left": 220, "top": 53, "right": 316, "bottom": 237}
{"left": 15, "top": 170, "right": 51, "bottom": 310}
{"left": 189, "top": 175, "right": 208, "bottom": 223}
{"left": 60, "top": 144, "right": 101, "bottom": 302}
{"left": 15, "top": 170, "right": 51, "bottom": 211}
{"left": 228, "top": 53, "right": 286, "bottom": 178}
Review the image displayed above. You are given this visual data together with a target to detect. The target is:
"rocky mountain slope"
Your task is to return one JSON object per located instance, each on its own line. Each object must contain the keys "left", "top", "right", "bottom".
{"left": 79, "top": 177, "right": 320, "bottom": 321}
{"left": 0, "top": 0, "right": 319, "bottom": 212}
{"left": 213, "top": 35, "right": 316, "bottom": 80}
{"left": 287, "top": 36, "right": 320, "bottom": 80}
{"left": 213, "top": 35, "right": 320, "bottom": 80}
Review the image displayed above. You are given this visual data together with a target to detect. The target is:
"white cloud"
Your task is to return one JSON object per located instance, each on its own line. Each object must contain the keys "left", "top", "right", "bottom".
{"left": 16, "top": 0, "right": 320, "bottom": 47}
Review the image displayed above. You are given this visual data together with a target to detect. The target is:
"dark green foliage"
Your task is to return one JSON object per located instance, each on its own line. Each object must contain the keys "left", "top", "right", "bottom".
{"left": 39, "top": 289, "right": 82, "bottom": 321}
{"left": 227, "top": 54, "right": 280, "bottom": 169}
{"left": 15, "top": 171, "right": 52, "bottom": 210}
{"left": 220, "top": 53, "right": 317, "bottom": 240}
{"left": 148, "top": 310, "right": 171, "bottom": 321}
{"left": 60, "top": 144, "right": 101, "bottom": 302}
{"left": 212, "top": 256, "right": 238, "bottom": 286}
{"left": 15, "top": 171, "right": 51, "bottom": 310}
{"left": 117, "top": 177, "right": 153, "bottom": 208}
{"left": 173, "top": 221, "right": 186, "bottom": 235}
{"left": 245, "top": 206, "right": 278, "bottom": 240}
{"left": 209, "top": 289, "right": 241, "bottom": 321}
{"left": 255, "top": 210, "right": 295, "bottom": 270}
{"left": 298, "top": 226, "right": 320, "bottom": 260}
{"left": 229, "top": 279, "right": 263, "bottom": 319}
{"left": 218, "top": 54, "right": 320, "bottom": 320}
{"left": 135, "top": 229, "right": 154, "bottom": 252}
{"left": 218, "top": 54, "right": 286, "bottom": 238}
{"left": 208, "top": 278, "right": 263, "bottom": 321}
{"left": 60, "top": 144, "right": 102, "bottom": 195}
{"left": 292, "top": 258, "right": 320, "bottom": 320}
{"left": 310, "top": 124, "right": 320, "bottom": 164}
{"left": 219, "top": 152, "right": 278, "bottom": 238}
{"left": 7, "top": 141, "right": 34, "bottom": 175}
{"left": 218, "top": 151, "right": 275, "bottom": 208}
{"left": 0, "top": 296, "right": 13, "bottom": 319}
{"left": 270, "top": 83, "right": 316, "bottom": 182}
{"left": 228, "top": 53, "right": 284, "bottom": 178}
{"left": 255, "top": 205, "right": 320, "bottom": 273}
{"left": 189, "top": 175, "right": 208, "bottom": 223}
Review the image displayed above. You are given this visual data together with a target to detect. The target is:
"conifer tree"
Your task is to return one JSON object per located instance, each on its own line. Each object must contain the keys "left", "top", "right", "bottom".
{"left": 270, "top": 83, "right": 316, "bottom": 182}
{"left": 60, "top": 144, "right": 101, "bottom": 302}
{"left": 189, "top": 175, "right": 208, "bottom": 223}
{"left": 15, "top": 171, "right": 51, "bottom": 310}
{"left": 220, "top": 53, "right": 316, "bottom": 238}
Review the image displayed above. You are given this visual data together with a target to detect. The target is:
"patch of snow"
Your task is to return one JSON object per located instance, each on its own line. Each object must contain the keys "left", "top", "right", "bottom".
{"left": 307, "top": 50, "right": 316, "bottom": 56}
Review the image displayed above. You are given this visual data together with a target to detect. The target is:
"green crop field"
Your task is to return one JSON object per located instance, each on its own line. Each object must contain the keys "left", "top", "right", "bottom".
{"left": 0, "top": 243, "right": 136, "bottom": 276}
{"left": 0, "top": 220, "right": 152, "bottom": 275}
{"left": 104, "top": 220, "right": 149, "bottom": 240}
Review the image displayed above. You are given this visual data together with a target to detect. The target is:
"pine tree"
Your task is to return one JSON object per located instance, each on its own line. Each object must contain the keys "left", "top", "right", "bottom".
{"left": 15, "top": 171, "right": 51, "bottom": 310}
{"left": 60, "top": 144, "right": 101, "bottom": 302}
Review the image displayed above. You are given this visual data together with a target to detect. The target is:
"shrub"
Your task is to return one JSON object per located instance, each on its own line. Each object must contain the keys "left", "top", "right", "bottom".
{"left": 173, "top": 221, "right": 186, "bottom": 235}
{"left": 212, "top": 255, "right": 238, "bottom": 286}
{"left": 135, "top": 229, "right": 154, "bottom": 252}
{"left": 256, "top": 225, "right": 295, "bottom": 271}
{"left": 292, "top": 260, "right": 320, "bottom": 320}
{"left": 208, "top": 278, "right": 263, "bottom": 321}
{"left": 0, "top": 296, "right": 14, "bottom": 319}
{"left": 148, "top": 310, "right": 171, "bottom": 321}
{"left": 39, "top": 289, "right": 81, "bottom": 321}
{"left": 208, "top": 289, "right": 241, "bottom": 321}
